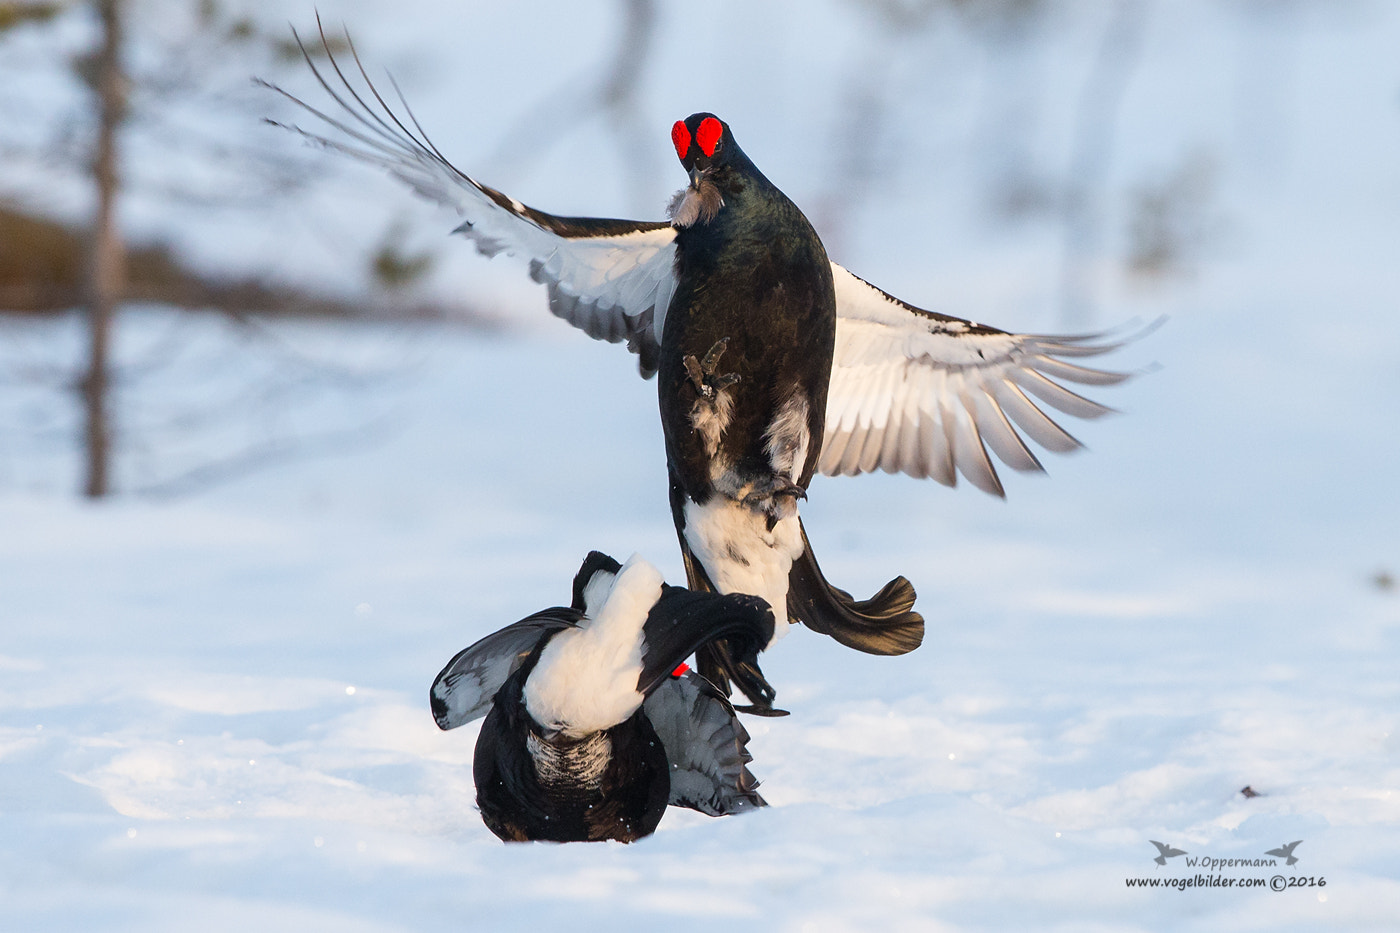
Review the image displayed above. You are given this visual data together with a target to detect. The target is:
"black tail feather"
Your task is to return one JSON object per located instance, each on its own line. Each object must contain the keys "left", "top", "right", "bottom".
{"left": 569, "top": 550, "right": 622, "bottom": 611}
{"left": 695, "top": 635, "right": 788, "bottom": 717}
{"left": 787, "top": 519, "right": 925, "bottom": 656}
{"left": 680, "top": 545, "right": 788, "bottom": 716}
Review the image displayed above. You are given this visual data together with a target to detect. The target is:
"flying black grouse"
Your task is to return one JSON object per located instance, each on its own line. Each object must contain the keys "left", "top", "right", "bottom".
{"left": 267, "top": 30, "right": 1136, "bottom": 710}
{"left": 431, "top": 551, "right": 771, "bottom": 843}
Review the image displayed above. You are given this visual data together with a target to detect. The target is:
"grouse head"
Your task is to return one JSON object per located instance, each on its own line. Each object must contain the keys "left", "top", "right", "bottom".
{"left": 668, "top": 113, "right": 746, "bottom": 227}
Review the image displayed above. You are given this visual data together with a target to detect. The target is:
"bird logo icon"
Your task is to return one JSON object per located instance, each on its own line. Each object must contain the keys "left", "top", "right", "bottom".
{"left": 1265, "top": 841, "right": 1303, "bottom": 866}
{"left": 1150, "top": 840, "right": 1188, "bottom": 866}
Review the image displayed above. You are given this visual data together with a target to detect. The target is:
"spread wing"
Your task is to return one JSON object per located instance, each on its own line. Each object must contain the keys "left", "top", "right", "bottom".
{"left": 261, "top": 24, "right": 678, "bottom": 375}
{"left": 820, "top": 262, "right": 1140, "bottom": 497}
{"left": 429, "top": 608, "right": 580, "bottom": 730}
{"left": 643, "top": 672, "right": 766, "bottom": 815}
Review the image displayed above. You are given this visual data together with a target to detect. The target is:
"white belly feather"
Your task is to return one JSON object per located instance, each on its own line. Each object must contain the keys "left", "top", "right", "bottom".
{"left": 682, "top": 498, "right": 803, "bottom": 646}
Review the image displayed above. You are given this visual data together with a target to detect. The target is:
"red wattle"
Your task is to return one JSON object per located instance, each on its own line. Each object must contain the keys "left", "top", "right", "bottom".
{"left": 696, "top": 117, "right": 722, "bottom": 157}
{"left": 671, "top": 121, "right": 691, "bottom": 161}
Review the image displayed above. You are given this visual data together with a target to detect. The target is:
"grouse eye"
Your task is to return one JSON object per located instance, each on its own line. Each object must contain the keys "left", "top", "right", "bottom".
{"left": 671, "top": 121, "right": 692, "bottom": 160}
{"left": 696, "top": 117, "right": 723, "bottom": 158}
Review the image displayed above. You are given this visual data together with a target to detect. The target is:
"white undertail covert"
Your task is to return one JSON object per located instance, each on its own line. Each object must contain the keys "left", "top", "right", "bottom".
{"left": 523, "top": 555, "right": 662, "bottom": 737}
{"left": 683, "top": 500, "right": 803, "bottom": 647}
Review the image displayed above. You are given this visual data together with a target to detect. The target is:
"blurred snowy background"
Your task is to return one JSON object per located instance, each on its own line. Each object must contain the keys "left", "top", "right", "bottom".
{"left": 1, "top": 1, "right": 1397, "bottom": 930}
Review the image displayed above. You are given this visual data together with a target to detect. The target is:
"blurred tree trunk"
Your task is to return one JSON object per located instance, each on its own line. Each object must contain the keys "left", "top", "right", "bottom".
{"left": 83, "top": 0, "right": 126, "bottom": 498}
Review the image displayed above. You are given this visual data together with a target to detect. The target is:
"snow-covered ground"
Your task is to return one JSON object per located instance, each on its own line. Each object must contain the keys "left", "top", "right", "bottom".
{"left": 4, "top": 1, "right": 1400, "bottom": 930}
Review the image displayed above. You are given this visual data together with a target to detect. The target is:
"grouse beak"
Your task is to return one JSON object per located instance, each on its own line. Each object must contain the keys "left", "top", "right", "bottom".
{"left": 688, "top": 165, "right": 704, "bottom": 189}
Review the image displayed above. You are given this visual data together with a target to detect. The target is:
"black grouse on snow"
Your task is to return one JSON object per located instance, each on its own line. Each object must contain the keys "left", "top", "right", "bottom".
{"left": 267, "top": 29, "right": 1138, "bottom": 711}
{"left": 431, "top": 551, "right": 771, "bottom": 843}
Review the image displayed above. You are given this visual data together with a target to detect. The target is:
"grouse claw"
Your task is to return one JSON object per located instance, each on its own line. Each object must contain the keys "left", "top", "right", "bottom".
{"left": 732, "top": 703, "right": 791, "bottom": 718}
{"left": 683, "top": 355, "right": 712, "bottom": 398}
{"left": 685, "top": 337, "right": 743, "bottom": 399}
{"left": 741, "top": 477, "right": 808, "bottom": 507}
{"left": 700, "top": 336, "right": 730, "bottom": 371}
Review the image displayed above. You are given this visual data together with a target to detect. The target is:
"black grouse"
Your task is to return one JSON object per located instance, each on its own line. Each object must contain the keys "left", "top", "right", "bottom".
{"left": 431, "top": 551, "right": 772, "bottom": 843}
{"left": 268, "top": 30, "right": 1137, "bottom": 710}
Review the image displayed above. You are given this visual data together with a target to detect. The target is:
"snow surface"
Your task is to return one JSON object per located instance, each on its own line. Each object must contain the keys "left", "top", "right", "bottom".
{"left": 4, "top": 0, "right": 1400, "bottom": 930}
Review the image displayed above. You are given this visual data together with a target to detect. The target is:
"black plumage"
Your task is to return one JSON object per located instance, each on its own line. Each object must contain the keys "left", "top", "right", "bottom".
{"left": 659, "top": 113, "right": 920, "bottom": 711}
{"left": 270, "top": 29, "right": 1143, "bottom": 713}
{"left": 431, "top": 552, "right": 770, "bottom": 843}
{"left": 472, "top": 633, "right": 670, "bottom": 843}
